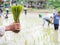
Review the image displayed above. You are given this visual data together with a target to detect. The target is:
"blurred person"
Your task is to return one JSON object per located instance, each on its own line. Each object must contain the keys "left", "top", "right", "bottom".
{"left": 24, "top": 6, "right": 27, "bottom": 15}
{"left": 5, "top": 2, "right": 10, "bottom": 19}
{"left": 5, "top": 7, "right": 9, "bottom": 19}
{"left": 43, "top": 16, "right": 53, "bottom": 27}
{"left": 0, "top": 9, "right": 3, "bottom": 17}
{"left": 52, "top": 11, "right": 60, "bottom": 30}
{"left": 52, "top": 11, "right": 60, "bottom": 45}
{"left": 0, "top": 9, "right": 4, "bottom": 24}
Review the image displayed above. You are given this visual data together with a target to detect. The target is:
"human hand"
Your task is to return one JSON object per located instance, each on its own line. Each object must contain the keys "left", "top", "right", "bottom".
{"left": 13, "top": 23, "right": 20, "bottom": 30}
{"left": 12, "top": 23, "right": 20, "bottom": 33}
{"left": 5, "top": 23, "right": 20, "bottom": 33}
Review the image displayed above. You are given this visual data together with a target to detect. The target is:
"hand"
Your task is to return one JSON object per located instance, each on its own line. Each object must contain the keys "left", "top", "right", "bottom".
{"left": 5, "top": 23, "right": 20, "bottom": 33}
{"left": 13, "top": 23, "right": 20, "bottom": 30}
{"left": 12, "top": 23, "right": 20, "bottom": 33}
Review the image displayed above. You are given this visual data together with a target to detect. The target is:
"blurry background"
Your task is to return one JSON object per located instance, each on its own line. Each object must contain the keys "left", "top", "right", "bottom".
{"left": 0, "top": 0, "right": 60, "bottom": 45}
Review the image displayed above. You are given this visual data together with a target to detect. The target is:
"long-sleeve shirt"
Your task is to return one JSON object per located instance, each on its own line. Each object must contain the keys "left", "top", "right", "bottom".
{"left": 0, "top": 26, "right": 5, "bottom": 36}
{"left": 53, "top": 10, "right": 60, "bottom": 24}
{"left": 53, "top": 15, "right": 60, "bottom": 24}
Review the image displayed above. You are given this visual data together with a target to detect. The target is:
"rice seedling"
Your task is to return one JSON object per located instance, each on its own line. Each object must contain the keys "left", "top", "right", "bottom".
{"left": 11, "top": 5, "right": 23, "bottom": 23}
{"left": 11, "top": 5, "right": 23, "bottom": 33}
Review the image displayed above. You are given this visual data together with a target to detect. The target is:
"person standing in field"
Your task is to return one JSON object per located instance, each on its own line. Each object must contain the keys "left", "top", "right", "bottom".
{"left": 24, "top": 6, "right": 27, "bottom": 15}
{"left": 52, "top": 11, "right": 60, "bottom": 45}
{"left": 0, "top": 9, "right": 4, "bottom": 25}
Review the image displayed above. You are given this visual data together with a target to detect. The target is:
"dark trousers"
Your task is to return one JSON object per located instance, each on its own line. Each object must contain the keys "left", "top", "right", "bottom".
{"left": 6, "top": 10, "right": 9, "bottom": 15}
{"left": 54, "top": 24, "right": 59, "bottom": 30}
{"left": 24, "top": 10, "right": 27, "bottom": 15}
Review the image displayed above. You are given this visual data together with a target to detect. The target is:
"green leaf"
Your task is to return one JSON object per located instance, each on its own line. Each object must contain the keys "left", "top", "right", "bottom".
{"left": 11, "top": 5, "right": 23, "bottom": 23}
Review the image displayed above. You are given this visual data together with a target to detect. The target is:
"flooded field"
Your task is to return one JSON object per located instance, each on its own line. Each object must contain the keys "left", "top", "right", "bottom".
{"left": 0, "top": 12, "right": 60, "bottom": 45}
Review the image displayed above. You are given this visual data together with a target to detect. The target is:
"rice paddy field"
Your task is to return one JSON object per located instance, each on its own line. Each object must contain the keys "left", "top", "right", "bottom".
{"left": 0, "top": 12, "right": 60, "bottom": 45}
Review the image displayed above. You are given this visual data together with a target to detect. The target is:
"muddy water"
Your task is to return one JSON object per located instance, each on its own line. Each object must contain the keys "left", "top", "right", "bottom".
{"left": 0, "top": 13, "right": 59, "bottom": 45}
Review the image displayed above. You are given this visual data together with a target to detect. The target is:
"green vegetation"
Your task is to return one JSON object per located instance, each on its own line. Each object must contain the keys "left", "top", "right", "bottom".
{"left": 11, "top": 5, "right": 23, "bottom": 23}
{"left": 53, "top": 2, "right": 60, "bottom": 8}
{"left": 48, "top": 0, "right": 60, "bottom": 8}
{"left": 56, "top": 7, "right": 60, "bottom": 11}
